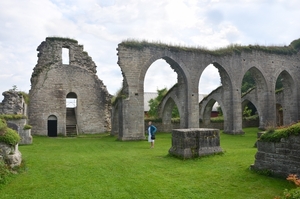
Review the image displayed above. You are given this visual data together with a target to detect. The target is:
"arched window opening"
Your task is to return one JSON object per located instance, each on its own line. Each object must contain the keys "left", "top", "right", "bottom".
{"left": 199, "top": 64, "right": 221, "bottom": 95}
{"left": 62, "top": 47, "right": 69, "bottom": 65}
{"left": 144, "top": 59, "right": 177, "bottom": 119}
{"left": 199, "top": 64, "right": 221, "bottom": 122}
{"left": 275, "top": 71, "right": 295, "bottom": 126}
{"left": 66, "top": 92, "right": 77, "bottom": 108}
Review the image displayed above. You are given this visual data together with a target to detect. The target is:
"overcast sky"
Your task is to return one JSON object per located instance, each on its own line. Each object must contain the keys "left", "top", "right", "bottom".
{"left": 1, "top": 0, "right": 300, "bottom": 101}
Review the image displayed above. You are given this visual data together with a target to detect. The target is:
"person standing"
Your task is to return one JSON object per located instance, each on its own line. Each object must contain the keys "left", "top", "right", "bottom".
{"left": 148, "top": 121, "right": 157, "bottom": 148}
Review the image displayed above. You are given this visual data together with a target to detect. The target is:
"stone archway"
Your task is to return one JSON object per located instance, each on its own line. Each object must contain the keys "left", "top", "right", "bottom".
{"left": 276, "top": 70, "right": 297, "bottom": 125}
{"left": 116, "top": 39, "right": 300, "bottom": 139}
{"left": 116, "top": 43, "right": 193, "bottom": 140}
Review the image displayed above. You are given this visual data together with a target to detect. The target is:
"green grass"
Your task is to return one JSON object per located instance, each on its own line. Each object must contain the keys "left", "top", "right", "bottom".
{"left": 0, "top": 128, "right": 294, "bottom": 199}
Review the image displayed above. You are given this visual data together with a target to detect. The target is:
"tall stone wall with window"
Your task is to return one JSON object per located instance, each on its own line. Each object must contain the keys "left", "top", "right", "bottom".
{"left": 29, "top": 37, "right": 111, "bottom": 136}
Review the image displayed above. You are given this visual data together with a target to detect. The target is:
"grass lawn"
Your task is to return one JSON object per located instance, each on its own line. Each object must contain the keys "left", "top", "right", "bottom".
{"left": 0, "top": 128, "right": 293, "bottom": 199}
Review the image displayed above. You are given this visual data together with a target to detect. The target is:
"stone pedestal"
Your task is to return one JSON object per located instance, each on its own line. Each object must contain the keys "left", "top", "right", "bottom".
{"left": 169, "top": 128, "right": 223, "bottom": 159}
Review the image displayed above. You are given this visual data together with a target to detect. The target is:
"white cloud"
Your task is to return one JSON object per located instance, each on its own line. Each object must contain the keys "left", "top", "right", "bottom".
{"left": 0, "top": 0, "right": 299, "bottom": 102}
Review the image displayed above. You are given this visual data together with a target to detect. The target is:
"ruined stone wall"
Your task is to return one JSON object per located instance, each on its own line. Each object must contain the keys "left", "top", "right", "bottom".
{"left": 29, "top": 37, "right": 111, "bottom": 136}
{"left": 0, "top": 90, "right": 27, "bottom": 116}
{"left": 117, "top": 39, "right": 300, "bottom": 139}
{"left": 251, "top": 135, "right": 300, "bottom": 177}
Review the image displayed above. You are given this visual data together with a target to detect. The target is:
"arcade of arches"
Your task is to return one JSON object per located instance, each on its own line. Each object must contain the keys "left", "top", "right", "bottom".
{"left": 113, "top": 39, "right": 300, "bottom": 140}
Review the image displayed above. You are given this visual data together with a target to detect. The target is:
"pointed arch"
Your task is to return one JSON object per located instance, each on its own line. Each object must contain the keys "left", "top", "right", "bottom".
{"left": 275, "top": 70, "right": 297, "bottom": 125}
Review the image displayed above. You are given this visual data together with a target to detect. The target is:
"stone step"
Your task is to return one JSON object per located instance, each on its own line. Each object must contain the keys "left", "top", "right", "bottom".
{"left": 66, "top": 125, "right": 77, "bottom": 136}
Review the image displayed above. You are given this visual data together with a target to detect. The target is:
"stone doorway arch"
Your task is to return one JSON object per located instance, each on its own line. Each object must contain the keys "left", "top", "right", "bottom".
{"left": 47, "top": 115, "right": 57, "bottom": 137}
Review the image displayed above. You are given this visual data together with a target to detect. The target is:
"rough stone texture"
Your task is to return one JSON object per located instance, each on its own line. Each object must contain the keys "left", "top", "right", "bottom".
{"left": 29, "top": 37, "right": 111, "bottom": 136}
{"left": 116, "top": 40, "right": 300, "bottom": 139}
{"left": 0, "top": 91, "right": 32, "bottom": 144}
{"left": 0, "top": 143, "right": 22, "bottom": 168}
{"left": 7, "top": 119, "right": 32, "bottom": 145}
{"left": 169, "top": 128, "right": 223, "bottom": 159}
{"left": 0, "top": 90, "right": 27, "bottom": 115}
{"left": 251, "top": 135, "right": 300, "bottom": 178}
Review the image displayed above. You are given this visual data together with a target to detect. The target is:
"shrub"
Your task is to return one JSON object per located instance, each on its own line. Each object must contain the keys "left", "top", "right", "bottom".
{"left": 275, "top": 174, "right": 300, "bottom": 199}
{"left": 0, "top": 128, "right": 21, "bottom": 145}
{"left": 23, "top": 124, "right": 32, "bottom": 130}
{"left": 0, "top": 160, "right": 11, "bottom": 185}
{"left": 0, "top": 119, "right": 20, "bottom": 145}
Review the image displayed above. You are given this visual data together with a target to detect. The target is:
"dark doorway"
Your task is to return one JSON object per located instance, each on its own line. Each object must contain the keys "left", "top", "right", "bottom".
{"left": 48, "top": 115, "right": 57, "bottom": 137}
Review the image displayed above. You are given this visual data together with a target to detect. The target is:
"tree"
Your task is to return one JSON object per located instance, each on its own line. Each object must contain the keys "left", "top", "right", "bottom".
{"left": 147, "top": 87, "right": 179, "bottom": 118}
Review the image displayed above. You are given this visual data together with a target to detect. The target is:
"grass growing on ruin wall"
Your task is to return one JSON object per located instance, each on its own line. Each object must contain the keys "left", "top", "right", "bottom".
{"left": 260, "top": 122, "right": 300, "bottom": 142}
{"left": 120, "top": 38, "right": 300, "bottom": 56}
{"left": 0, "top": 114, "right": 27, "bottom": 120}
{"left": 0, "top": 128, "right": 293, "bottom": 198}
{"left": 46, "top": 36, "right": 78, "bottom": 43}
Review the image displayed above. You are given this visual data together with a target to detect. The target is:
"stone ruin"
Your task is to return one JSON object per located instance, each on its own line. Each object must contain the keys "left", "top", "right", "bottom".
{"left": 0, "top": 142, "right": 22, "bottom": 168}
{"left": 251, "top": 135, "right": 300, "bottom": 178}
{"left": 0, "top": 90, "right": 32, "bottom": 145}
{"left": 0, "top": 90, "right": 27, "bottom": 115}
{"left": 169, "top": 128, "right": 223, "bottom": 159}
{"left": 28, "top": 37, "right": 111, "bottom": 136}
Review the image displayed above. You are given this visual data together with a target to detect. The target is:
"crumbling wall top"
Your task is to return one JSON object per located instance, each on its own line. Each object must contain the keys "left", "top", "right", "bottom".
{"left": 31, "top": 37, "right": 97, "bottom": 86}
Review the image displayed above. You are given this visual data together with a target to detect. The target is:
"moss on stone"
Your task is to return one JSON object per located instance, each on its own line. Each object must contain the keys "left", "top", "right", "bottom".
{"left": 0, "top": 119, "right": 20, "bottom": 145}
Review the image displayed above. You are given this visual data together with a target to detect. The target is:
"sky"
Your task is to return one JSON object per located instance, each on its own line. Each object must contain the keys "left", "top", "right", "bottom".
{"left": 0, "top": 0, "right": 300, "bottom": 101}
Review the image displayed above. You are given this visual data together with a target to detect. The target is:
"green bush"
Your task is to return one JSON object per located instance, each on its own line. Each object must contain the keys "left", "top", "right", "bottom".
{"left": 0, "top": 128, "right": 21, "bottom": 145}
{"left": 23, "top": 124, "right": 32, "bottom": 130}
{"left": 0, "top": 160, "right": 11, "bottom": 185}
{"left": 260, "top": 122, "right": 300, "bottom": 142}
{"left": 0, "top": 119, "right": 20, "bottom": 145}
{"left": 211, "top": 116, "right": 224, "bottom": 123}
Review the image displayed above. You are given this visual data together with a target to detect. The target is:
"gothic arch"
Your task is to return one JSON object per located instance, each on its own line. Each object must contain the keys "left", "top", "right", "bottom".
{"left": 275, "top": 70, "right": 297, "bottom": 125}
{"left": 158, "top": 85, "right": 182, "bottom": 129}
{"left": 141, "top": 54, "right": 190, "bottom": 128}
{"left": 241, "top": 67, "right": 268, "bottom": 129}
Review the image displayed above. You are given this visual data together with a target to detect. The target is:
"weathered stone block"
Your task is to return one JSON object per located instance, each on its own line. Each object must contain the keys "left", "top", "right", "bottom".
{"left": 0, "top": 143, "right": 22, "bottom": 168}
{"left": 169, "top": 128, "right": 222, "bottom": 159}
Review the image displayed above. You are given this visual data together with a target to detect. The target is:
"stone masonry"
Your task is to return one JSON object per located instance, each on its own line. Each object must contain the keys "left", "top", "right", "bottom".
{"left": 169, "top": 128, "right": 223, "bottom": 159}
{"left": 251, "top": 135, "right": 300, "bottom": 177}
{"left": 115, "top": 40, "right": 300, "bottom": 140}
{"left": 0, "top": 91, "right": 32, "bottom": 144}
{"left": 0, "top": 90, "right": 27, "bottom": 115}
{"left": 29, "top": 37, "right": 111, "bottom": 136}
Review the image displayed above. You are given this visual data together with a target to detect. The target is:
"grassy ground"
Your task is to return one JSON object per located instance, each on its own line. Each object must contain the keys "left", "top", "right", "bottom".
{"left": 0, "top": 128, "right": 293, "bottom": 199}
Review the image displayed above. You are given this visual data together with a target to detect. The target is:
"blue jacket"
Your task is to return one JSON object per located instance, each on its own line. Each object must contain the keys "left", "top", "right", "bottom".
{"left": 149, "top": 125, "right": 157, "bottom": 136}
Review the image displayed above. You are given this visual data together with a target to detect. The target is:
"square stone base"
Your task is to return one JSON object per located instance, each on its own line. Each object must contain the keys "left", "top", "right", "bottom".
{"left": 169, "top": 128, "right": 223, "bottom": 159}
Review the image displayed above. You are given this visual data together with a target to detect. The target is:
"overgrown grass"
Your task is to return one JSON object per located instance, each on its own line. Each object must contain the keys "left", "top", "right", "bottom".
{"left": 0, "top": 128, "right": 293, "bottom": 198}
{"left": 120, "top": 38, "right": 300, "bottom": 56}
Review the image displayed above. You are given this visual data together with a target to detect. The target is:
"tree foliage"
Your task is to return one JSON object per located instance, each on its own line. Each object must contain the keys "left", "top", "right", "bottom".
{"left": 147, "top": 87, "right": 179, "bottom": 118}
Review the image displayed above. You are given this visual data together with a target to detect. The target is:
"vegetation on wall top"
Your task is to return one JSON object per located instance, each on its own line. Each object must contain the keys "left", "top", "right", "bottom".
{"left": 0, "top": 114, "right": 27, "bottom": 120}
{"left": 46, "top": 36, "right": 78, "bottom": 44}
{"left": 260, "top": 122, "right": 300, "bottom": 142}
{"left": 120, "top": 38, "right": 300, "bottom": 56}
